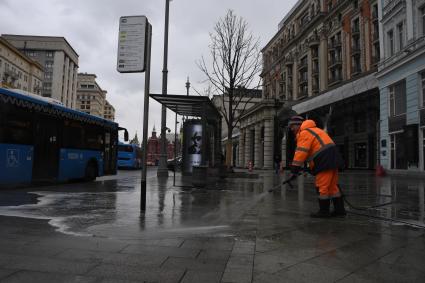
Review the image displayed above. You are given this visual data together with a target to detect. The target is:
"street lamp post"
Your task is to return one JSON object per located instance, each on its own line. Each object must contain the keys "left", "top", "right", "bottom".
{"left": 157, "top": 0, "right": 172, "bottom": 177}
{"left": 185, "top": 76, "right": 190, "bottom": 96}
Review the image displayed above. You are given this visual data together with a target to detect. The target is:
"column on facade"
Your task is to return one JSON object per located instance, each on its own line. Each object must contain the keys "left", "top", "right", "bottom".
{"left": 319, "top": 33, "right": 328, "bottom": 92}
{"left": 63, "top": 56, "right": 70, "bottom": 107}
{"left": 263, "top": 119, "right": 274, "bottom": 169}
{"left": 307, "top": 47, "right": 312, "bottom": 97}
{"left": 238, "top": 129, "right": 245, "bottom": 167}
{"left": 254, "top": 124, "right": 261, "bottom": 168}
{"left": 259, "top": 124, "right": 264, "bottom": 168}
{"left": 244, "top": 126, "right": 252, "bottom": 167}
{"left": 292, "top": 60, "right": 298, "bottom": 100}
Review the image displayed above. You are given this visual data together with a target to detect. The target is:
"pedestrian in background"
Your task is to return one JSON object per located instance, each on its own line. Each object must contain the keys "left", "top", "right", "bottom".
{"left": 288, "top": 115, "right": 346, "bottom": 218}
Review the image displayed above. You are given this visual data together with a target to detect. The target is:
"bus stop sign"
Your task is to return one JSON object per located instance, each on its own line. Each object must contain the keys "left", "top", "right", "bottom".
{"left": 117, "top": 16, "right": 148, "bottom": 73}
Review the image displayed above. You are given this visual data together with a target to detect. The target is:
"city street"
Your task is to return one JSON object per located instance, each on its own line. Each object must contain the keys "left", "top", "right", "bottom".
{"left": 0, "top": 169, "right": 424, "bottom": 282}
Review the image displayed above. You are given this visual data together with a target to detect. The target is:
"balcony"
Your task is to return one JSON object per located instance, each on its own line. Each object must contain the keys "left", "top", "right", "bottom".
{"left": 351, "top": 26, "right": 360, "bottom": 36}
{"left": 309, "top": 34, "right": 320, "bottom": 47}
{"left": 352, "top": 65, "right": 362, "bottom": 76}
{"left": 298, "top": 90, "right": 308, "bottom": 100}
{"left": 329, "top": 58, "right": 342, "bottom": 68}
{"left": 312, "top": 83, "right": 319, "bottom": 95}
{"left": 328, "top": 76, "right": 342, "bottom": 86}
{"left": 298, "top": 62, "right": 308, "bottom": 70}
{"left": 328, "top": 39, "right": 342, "bottom": 50}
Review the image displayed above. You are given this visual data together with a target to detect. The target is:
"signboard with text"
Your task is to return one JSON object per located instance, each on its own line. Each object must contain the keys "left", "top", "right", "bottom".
{"left": 117, "top": 16, "right": 148, "bottom": 73}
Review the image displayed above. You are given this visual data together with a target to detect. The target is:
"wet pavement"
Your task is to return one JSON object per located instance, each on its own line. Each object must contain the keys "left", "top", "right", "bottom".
{"left": 0, "top": 168, "right": 424, "bottom": 282}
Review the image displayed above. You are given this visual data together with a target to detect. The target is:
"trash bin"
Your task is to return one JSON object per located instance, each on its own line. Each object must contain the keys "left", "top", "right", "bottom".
{"left": 192, "top": 165, "right": 208, "bottom": 187}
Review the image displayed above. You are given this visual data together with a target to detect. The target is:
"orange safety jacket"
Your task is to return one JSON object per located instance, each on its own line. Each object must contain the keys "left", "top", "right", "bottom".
{"left": 291, "top": 120, "right": 343, "bottom": 175}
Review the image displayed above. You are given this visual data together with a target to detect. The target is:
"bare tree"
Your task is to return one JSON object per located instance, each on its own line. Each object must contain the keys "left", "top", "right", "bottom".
{"left": 197, "top": 9, "right": 262, "bottom": 166}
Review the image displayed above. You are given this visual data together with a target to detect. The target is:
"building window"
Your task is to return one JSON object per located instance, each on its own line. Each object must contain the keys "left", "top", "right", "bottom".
{"left": 390, "top": 133, "right": 407, "bottom": 169}
{"left": 26, "top": 51, "right": 37, "bottom": 57}
{"left": 387, "top": 30, "right": 394, "bottom": 56}
{"left": 45, "top": 61, "right": 53, "bottom": 69}
{"left": 43, "top": 82, "right": 52, "bottom": 91}
{"left": 46, "top": 51, "right": 54, "bottom": 58}
{"left": 397, "top": 23, "right": 404, "bottom": 50}
{"left": 44, "top": 72, "right": 52, "bottom": 79}
{"left": 388, "top": 80, "right": 406, "bottom": 117}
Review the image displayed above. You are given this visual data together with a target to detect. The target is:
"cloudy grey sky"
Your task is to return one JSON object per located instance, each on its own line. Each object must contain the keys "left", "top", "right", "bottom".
{"left": 0, "top": 0, "right": 297, "bottom": 140}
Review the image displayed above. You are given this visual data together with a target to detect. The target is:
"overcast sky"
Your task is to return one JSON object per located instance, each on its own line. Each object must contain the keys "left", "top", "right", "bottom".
{"left": 0, "top": 0, "right": 298, "bottom": 140}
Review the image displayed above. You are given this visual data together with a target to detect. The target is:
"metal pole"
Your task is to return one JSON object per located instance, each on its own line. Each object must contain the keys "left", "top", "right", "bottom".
{"left": 141, "top": 23, "right": 152, "bottom": 211}
{"left": 158, "top": 0, "right": 170, "bottom": 177}
{"left": 173, "top": 107, "right": 177, "bottom": 186}
{"left": 186, "top": 77, "right": 190, "bottom": 96}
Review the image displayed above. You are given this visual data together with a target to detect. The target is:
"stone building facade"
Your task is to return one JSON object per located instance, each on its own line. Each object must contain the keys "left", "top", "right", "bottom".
{"left": 76, "top": 73, "right": 106, "bottom": 117}
{"left": 212, "top": 88, "right": 262, "bottom": 167}
{"left": 2, "top": 35, "right": 79, "bottom": 109}
{"left": 147, "top": 126, "right": 175, "bottom": 165}
{"left": 103, "top": 100, "right": 115, "bottom": 121}
{"left": 0, "top": 37, "right": 43, "bottom": 94}
{"left": 238, "top": 100, "right": 281, "bottom": 169}
{"left": 377, "top": 0, "right": 425, "bottom": 172}
{"left": 255, "top": 0, "right": 381, "bottom": 170}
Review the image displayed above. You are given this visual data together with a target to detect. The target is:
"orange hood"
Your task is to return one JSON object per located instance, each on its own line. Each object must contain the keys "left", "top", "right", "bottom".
{"left": 300, "top": 119, "right": 316, "bottom": 131}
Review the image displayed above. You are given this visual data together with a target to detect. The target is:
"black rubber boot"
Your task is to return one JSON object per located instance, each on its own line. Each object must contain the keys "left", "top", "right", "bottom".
{"left": 310, "top": 199, "right": 331, "bottom": 218}
{"left": 331, "top": 196, "right": 347, "bottom": 217}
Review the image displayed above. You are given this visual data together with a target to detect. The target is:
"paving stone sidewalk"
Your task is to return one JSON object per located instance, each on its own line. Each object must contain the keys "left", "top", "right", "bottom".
{"left": 0, "top": 171, "right": 424, "bottom": 282}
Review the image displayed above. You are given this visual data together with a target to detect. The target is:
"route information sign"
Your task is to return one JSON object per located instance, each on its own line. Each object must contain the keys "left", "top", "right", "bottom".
{"left": 117, "top": 16, "right": 148, "bottom": 73}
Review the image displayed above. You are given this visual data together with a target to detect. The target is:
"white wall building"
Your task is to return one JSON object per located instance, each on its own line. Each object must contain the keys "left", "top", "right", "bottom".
{"left": 2, "top": 34, "right": 79, "bottom": 109}
{"left": 0, "top": 37, "right": 43, "bottom": 94}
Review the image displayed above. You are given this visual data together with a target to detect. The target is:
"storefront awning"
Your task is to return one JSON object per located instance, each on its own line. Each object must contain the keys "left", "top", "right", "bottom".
{"left": 292, "top": 73, "right": 378, "bottom": 114}
{"left": 149, "top": 94, "right": 221, "bottom": 121}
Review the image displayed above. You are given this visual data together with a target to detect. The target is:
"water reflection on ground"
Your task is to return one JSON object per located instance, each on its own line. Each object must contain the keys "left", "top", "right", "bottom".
{"left": 0, "top": 170, "right": 423, "bottom": 238}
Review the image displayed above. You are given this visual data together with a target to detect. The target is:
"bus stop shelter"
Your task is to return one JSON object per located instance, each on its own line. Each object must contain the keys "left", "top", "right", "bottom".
{"left": 149, "top": 94, "right": 223, "bottom": 186}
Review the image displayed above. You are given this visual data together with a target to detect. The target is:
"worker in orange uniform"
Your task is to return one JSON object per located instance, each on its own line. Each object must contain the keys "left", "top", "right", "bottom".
{"left": 288, "top": 116, "right": 346, "bottom": 218}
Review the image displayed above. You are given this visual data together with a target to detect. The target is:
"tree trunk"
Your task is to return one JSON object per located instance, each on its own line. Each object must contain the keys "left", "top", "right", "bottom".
{"left": 225, "top": 125, "right": 233, "bottom": 167}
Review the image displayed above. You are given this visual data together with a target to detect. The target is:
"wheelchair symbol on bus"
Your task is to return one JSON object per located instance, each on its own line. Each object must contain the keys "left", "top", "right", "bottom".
{"left": 7, "top": 149, "right": 20, "bottom": 168}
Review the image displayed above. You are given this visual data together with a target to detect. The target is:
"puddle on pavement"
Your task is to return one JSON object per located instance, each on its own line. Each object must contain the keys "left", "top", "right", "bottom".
{"left": 0, "top": 173, "right": 423, "bottom": 236}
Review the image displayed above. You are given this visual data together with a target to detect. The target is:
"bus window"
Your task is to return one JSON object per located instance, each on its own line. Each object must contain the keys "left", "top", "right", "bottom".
{"left": 1, "top": 113, "right": 33, "bottom": 145}
{"left": 85, "top": 126, "right": 103, "bottom": 150}
{"left": 63, "top": 120, "right": 84, "bottom": 149}
{"left": 118, "top": 144, "right": 133, "bottom": 152}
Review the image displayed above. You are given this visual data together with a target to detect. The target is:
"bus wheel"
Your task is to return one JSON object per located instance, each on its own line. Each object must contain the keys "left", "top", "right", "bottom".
{"left": 84, "top": 162, "right": 97, "bottom": 181}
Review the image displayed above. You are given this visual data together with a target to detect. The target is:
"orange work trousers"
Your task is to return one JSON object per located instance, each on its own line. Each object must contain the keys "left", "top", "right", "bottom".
{"left": 315, "top": 169, "right": 341, "bottom": 199}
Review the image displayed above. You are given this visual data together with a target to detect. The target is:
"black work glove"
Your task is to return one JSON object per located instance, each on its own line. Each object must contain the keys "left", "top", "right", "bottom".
{"left": 290, "top": 165, "right": 302, "bottom": 175}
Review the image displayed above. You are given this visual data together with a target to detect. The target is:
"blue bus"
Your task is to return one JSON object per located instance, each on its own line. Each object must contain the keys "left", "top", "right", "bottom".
{"left": 118, "top": 142, "right": 142, "bottom": 169}
{"left": 0, "top": 87, "right": 128, "bottom": 187}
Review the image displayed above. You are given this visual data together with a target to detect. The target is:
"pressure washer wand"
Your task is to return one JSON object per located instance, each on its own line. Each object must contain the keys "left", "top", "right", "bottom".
{"left": 268, "top": 173, "right": 298, "bottom": 192}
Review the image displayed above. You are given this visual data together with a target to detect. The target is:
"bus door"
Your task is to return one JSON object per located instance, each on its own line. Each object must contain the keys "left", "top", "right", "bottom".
{"left": 103, "top": 131, "right": 112, "bottom": 174}
{"left": 32, "top": 116, "right": 59, "bottom": 181}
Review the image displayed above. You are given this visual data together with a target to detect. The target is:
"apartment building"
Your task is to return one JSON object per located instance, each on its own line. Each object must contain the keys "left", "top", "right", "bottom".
{"left": 377, "top": 0, "right": 425, "bottom": 172}
{"left": 0, "top": 37, "right": 43, "bottom": 94}
{"left": 76, "top": 73, "right": 106, "bottom": 118}
{"left": 258, "top": 0, "right": 380, "bottom": 169}
{"left": 104, "top": 100, "right": 115, "bottom": 121}
{"left": 2, "top": 34, "right": 79, "bottom": 109}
